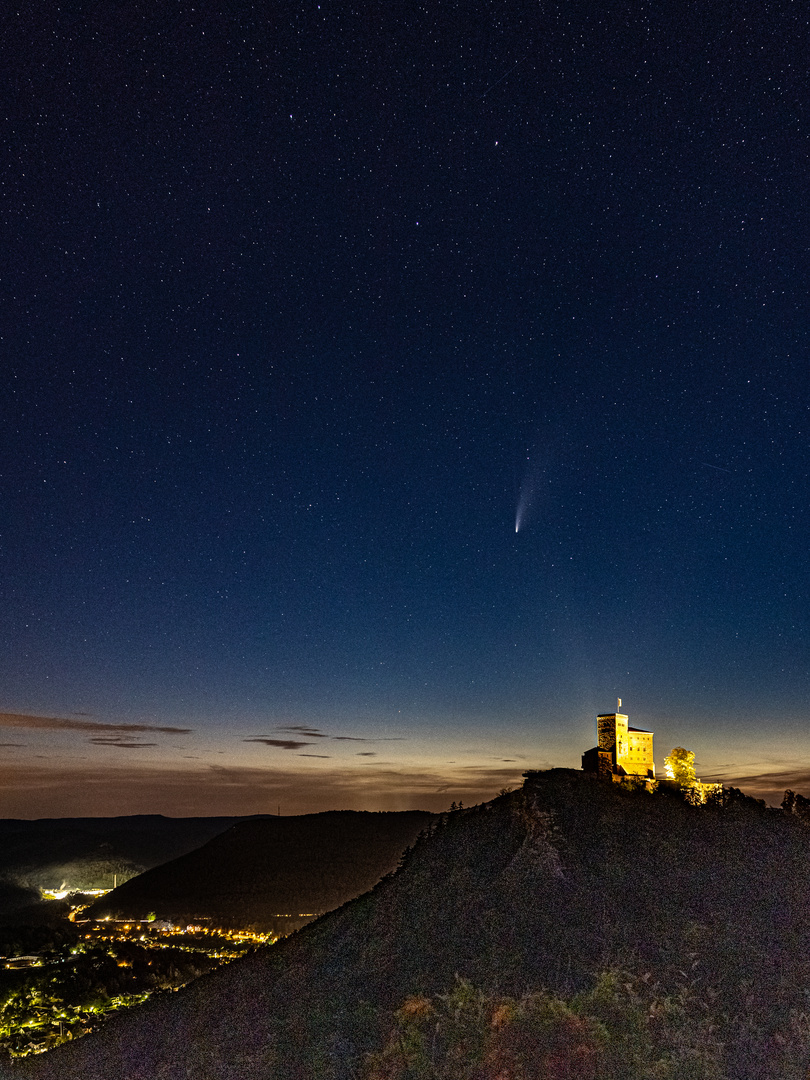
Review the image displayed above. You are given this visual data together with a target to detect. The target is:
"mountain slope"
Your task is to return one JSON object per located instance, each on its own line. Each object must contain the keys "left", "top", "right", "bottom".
{"left": 10, "top": 770, "right": 810, "bottom": 1080}
{"left": 83, "top": 810, "right": 435, "bottom": 930}
{"left": 0, "top": 816, "right": 266, "bottom": 921}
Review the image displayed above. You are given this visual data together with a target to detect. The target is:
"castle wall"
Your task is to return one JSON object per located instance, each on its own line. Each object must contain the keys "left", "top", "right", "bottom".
{"left": 616, "top": 728, "right": 655, "bottom": 777}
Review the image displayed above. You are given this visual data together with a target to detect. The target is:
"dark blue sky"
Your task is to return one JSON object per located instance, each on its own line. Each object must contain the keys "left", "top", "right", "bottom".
{"left": 2, "top": 0, "right": 808, "bottom": 814}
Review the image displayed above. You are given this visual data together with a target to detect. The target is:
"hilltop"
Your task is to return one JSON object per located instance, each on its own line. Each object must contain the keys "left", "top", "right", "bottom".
{"left": 9, "top": 770, "right": 810, "bottom": 1079}
{"left": 83, "top": 810, "right": 436, "bottom": 931}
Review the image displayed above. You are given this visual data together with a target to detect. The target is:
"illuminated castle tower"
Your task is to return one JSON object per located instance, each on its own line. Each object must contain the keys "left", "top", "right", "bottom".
{"left": 582, "top": 699, "right": 655, "bottom": 780}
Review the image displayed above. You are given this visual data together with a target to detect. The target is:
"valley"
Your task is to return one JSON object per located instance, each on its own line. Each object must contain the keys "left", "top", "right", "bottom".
{"left": 0, "top": 809, "right": 435, "bottom": 1062}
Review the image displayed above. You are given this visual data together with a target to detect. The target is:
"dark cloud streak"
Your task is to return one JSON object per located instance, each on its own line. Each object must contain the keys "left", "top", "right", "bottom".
{"left": 0, "top": 713, "right": 191, "bottom": 734}
{"left": 244, "top": 738, "right": 312, "bottom": 750}
{"left": 88, "top": 738, "right": 158, "bottom": 748}
{"left": 332, "top": 736, "right": 406, "bottom": 742}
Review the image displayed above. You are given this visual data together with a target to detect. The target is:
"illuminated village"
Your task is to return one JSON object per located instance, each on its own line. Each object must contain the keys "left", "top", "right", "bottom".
{"left": 0, "top": 900, "right": 282, "bottom": 1057}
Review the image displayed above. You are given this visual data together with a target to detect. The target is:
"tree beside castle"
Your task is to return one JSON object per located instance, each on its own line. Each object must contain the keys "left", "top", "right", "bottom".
{"left": 664, "top": 746, "right": 722, "bottom": 804}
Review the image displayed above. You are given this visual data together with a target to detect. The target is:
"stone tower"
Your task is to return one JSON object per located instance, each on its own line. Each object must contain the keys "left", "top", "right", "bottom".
{"left": 583, "top": 700, "right": 655, "bottom": 780}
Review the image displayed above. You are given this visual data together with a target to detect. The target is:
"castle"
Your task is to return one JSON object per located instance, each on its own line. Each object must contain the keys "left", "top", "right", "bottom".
{"left": 581, "top": 699, "right": 655, "bottom": 781}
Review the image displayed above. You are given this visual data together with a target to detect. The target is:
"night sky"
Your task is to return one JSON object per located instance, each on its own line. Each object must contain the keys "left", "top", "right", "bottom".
{"left": 2, "top": 0, "right": 809, "bottom": 816}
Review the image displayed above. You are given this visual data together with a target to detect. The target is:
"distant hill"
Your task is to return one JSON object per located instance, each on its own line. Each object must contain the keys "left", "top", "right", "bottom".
{"left": 11, "top": 771, "right": 810, "bottom": 1079}
{"left": 0, "top": 881, "right": 41, "bottom": 923}
{"left": 0, "top": 815, "right": 267, "bottom": 913}
{"left": 84, "top": 810, "right": 436, "bottom": 931}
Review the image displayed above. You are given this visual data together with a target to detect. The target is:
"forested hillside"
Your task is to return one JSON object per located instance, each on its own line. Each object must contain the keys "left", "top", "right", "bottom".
{"left": 84, "top": 810, "right": 436, "bottom": 930}
{"left": 10, "top": 771, "right": 810, "bottom": 1080}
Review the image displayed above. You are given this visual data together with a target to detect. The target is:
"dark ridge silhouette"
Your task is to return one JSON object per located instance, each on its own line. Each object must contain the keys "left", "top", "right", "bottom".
{"left": 0, "top": 881, "right": 40, "bottom": 921}
{"left": 84, "top": 810, "right": 436, "bottom": 930}
{"left": 9, "top": 771, "right": 810, "bottom": 1079}
{"left": 0, "top": 815, "right": 268, "bottom": 906}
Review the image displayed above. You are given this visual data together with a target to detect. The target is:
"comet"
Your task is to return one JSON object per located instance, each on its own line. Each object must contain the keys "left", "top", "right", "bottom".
{"left": 514, "top": 445, "right": 554, "bottom": 533}
{"left": 514, "top": 467, "right": 534, "bottom": 534}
